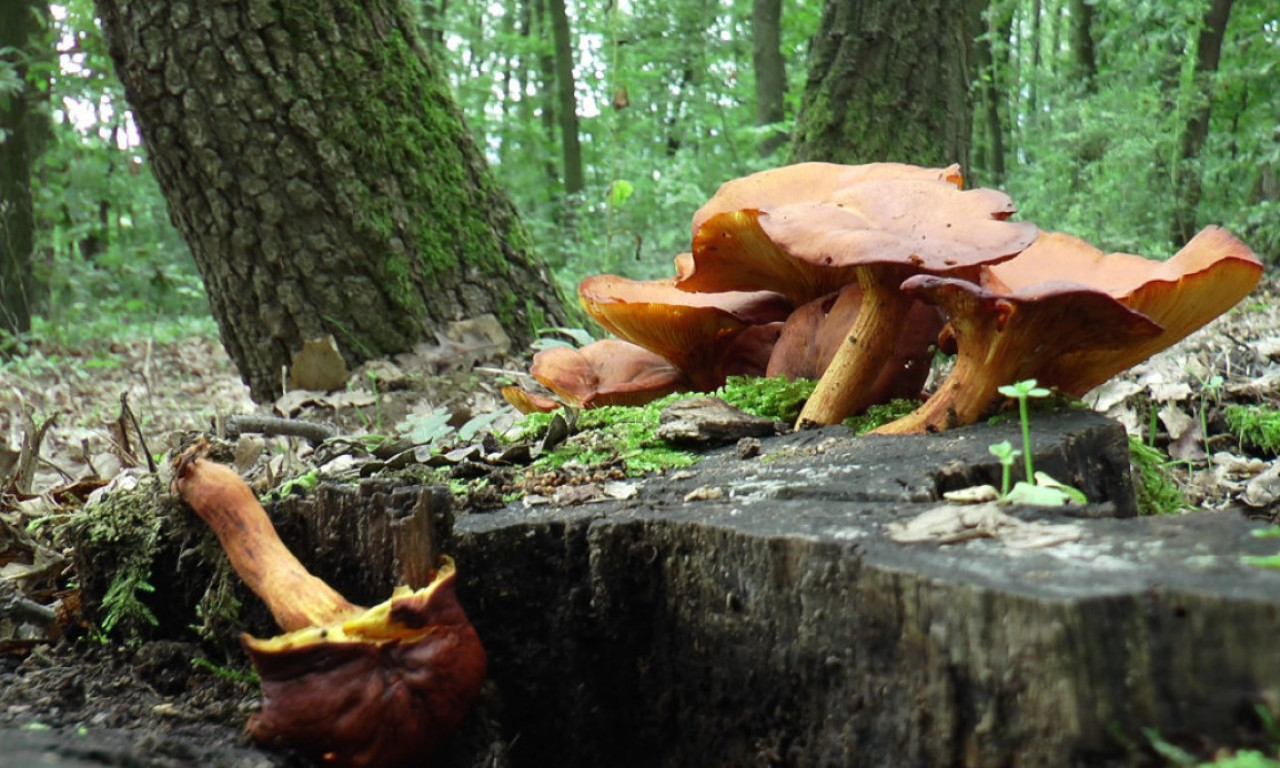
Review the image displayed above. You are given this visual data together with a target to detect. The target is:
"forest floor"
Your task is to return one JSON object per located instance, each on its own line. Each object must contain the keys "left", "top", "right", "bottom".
{"left": 2, "top": 279, "right": 1280, "bottom": 767}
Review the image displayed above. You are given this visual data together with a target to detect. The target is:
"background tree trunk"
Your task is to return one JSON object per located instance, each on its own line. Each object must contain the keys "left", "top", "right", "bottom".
{"left": 972, "top": 1, "right": 1012, "bottom": 186}
{"left": 94, "top": 0, "right": 571, "bottom": 401}
{"left": 788, "top": 0, "right": 984, "bottom": 171}
{"left": 1170, "top": 0, "right": 1234, "bottom": 246}
{"left": 548, "top": 0, "right": 584, "bottom": 195}
{"left": 752, "top": 0, "right": 787, "bottom": 157}
{"left": 1068, "top": 0, "right": 1097, "bottom": 92}
{"left": 0, "top": 0, "right": 45, "bottom": 339}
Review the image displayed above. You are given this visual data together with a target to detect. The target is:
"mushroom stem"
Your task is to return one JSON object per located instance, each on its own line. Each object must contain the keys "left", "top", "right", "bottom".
{"left": 871, "top": 346, "right": 1009, "bottom": 434}
{"left": 796, "top": 265, "right": 913, "bottom": 428}
{"left": 173, "top": 446, "right": 361, "bottom": 632}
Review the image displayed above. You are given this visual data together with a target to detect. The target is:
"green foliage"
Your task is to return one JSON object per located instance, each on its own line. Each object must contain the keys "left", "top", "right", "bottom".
{"left": 436, "top": 0, "right": 821, "bottom": 296}
{"left": 998, "top": 379, "right": 1052, "bottom": 484}
{"left": 1225, "top": 404, "right": 1280, "bottom": 457}
{"left": 1128, "top": 437, "right": 1188, "bottom": 516}
{"left": 191, "top": 657, "right": 258, "bottom": 685}
{"left": 4, "top": 0, "right": 210, "bottom": 356}
{"left": 990, "top": 439, "right": 1020, "bottom": 497}
{"left": 977, "top": 0, "right": 1280, "bottom": 262}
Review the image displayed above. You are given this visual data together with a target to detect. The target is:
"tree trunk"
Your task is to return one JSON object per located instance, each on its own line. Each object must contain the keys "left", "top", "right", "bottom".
{"left": 548, "top": 0, "right": 584, "bottom": 195}
{"left": 531, "top": 0, "right": 561, "bottom": 193}
{"left": 789, "top": 0, "right": 984, "bottom": 172}
{"left": 1170, "top": 0, "right": 1234, "bottom": 246}
{"left": 752, "top": 0, "right": 787, "bottom": 157}
{"left": 972, "top": 1, "right": 1011, "bottom": 186}
{"left": 94, "top": 0, "right": 571, "bottom": 401}
{"left": 0, "top": 0, "right": 45, "bottom": 339}
{"left": 1068, "top": 0, "right": 1097, "bottom": 92}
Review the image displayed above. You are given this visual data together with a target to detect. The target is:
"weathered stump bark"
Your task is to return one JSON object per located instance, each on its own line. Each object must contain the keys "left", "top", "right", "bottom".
{"left": 449, "top": 410, "right": 1280, "bottom": 767}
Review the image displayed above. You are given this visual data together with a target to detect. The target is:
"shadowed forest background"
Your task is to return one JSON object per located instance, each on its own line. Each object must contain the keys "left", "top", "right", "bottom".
{"left": 0, "top": 0, "right": 1277, "bottom": 367}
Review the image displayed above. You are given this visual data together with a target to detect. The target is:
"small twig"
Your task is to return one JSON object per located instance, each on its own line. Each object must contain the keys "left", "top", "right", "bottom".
{"left": 225, "top": 415, "right": 338, "bottom": 445}
{"left": 37, "top": 455, "right": 76, "bottom": 483}
{"left": 80, "top": 438, "right": 100, "bottom": 476}
{"left": 120, "top": 392, "right": 157, "bottom": 473}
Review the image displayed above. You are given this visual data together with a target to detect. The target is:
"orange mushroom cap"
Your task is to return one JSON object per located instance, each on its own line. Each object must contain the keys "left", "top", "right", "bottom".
{"left": 516, "top": 338, "right": 688, "bottom": 410}
{"left": 875, "top": 226, "right": 1263, "bottom": 434}
{"left": 874, "top": 275, "right": 1164, "bottom": 434}
{"left": 986, "top": 226, "right": 1264, "bottom": 388}
{"left": 501, "top": 386, "right": 561, "bottom": 415}
{"left": 578, "top": 274, "right": 792, "bottom": 391}
{"left": 690, "top": 161, "right": 963, "bottom": 237}
{"left": 683, "top": 180, "right": 1037, "bottom": 304}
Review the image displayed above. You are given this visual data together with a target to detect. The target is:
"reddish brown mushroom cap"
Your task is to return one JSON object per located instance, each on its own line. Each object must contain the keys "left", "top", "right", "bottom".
{"left": 874, "top": 275, "right": 1163, "bottom": 434}
{"left": 987, "top": 226, "right": 1263, "bottom": 388}
{"left": 875, "top": 226, "right": 1262, "bottom": 434}
{"left": 690, "top": 161, "right": 963, "bottom": 237}
{"left": 243, "top": 558, "right": 487, "bottom": 768}
{"left": 682, "top": 180, "right": 1037, "bottom": 305}
{"left": 766, "top": 284, "right": 945, "bottom": 404}
{"left": 578, "top": 275, "right": 792, "bottom": 390}
{"left": 513, "top": 339, "right": 688, "bottom": 410}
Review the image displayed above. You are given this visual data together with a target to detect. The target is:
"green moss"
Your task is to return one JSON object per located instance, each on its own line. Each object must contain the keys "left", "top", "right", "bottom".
{"left": 531, "top": 401, "right": 700, "bottom": 477}
{"left": 72, "top": 481, "right": 165, "bottom": 643}
{"left": 716, "top": 375, "right": 816, "bottom": 422}
{"left": 1129, "top": 437, "right": 1188, "bottom": 516}
{"left": 843, "top": 398, "right": 920, "bottom": 434}
{"left": 1226, "top": 404, "right": 1280, "bottom": 457}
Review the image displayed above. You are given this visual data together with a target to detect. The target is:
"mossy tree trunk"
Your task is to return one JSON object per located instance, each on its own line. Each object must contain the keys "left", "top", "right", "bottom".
{"left": 788, "top": 0, "right": 984, "bottom": 171}
{"left": 94, "top": 0, "right": 572, "bottom": 401}
{"left": 0, "top": 0, "right": 46, "bottom": 339}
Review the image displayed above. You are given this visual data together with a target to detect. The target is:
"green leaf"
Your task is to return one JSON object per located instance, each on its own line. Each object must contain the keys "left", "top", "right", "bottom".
{"left": 1033, "top": 472, "right": 1087, "bottom": 505}
{"left": 1005, "top": 481, "right": 1070, "bottom": 507}
{"left": 610, "top": 179, "right": 634, "bottom": 207}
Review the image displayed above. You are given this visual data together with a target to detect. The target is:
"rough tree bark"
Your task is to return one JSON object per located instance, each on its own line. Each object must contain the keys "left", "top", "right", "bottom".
{"left": 789, "top": 0, "right": 984, "bottom": 170}
{"left": 1170, "top": 0, "right": 1235, "bottom": 246}
{"left": 752, "top": 0, "right": 787, "bottom": 157}
{"left": 0, "top": 0, "right": 44, "bottom": 338}
{"left": 94, "top": 0, "right": 571, "bottom": 401}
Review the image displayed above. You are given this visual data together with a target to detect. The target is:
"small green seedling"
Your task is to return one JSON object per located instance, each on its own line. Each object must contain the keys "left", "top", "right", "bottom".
{"left": 997, "top": 379, "right": 1051, "bottom": 484}
{"left": 990, "top": 440, "right": 1020, "bottom": 497}
{"left": 952, "top": 379, "right": 1086, "bottom": 507}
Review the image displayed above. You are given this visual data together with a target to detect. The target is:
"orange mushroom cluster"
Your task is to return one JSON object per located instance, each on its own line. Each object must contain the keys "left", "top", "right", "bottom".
{"left": 504, "top": 162, "right": 1012, "bottom": 417}
{"left": 504, "top": 161, "right": 1263, "bottom": 435}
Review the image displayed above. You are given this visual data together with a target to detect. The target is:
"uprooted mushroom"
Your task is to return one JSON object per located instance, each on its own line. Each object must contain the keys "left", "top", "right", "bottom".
{"left": 873, "top": 226, "right": 1264, "bottom": 434}
{"left": 172, "top": 442, "right": 486, "bottom": 768}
